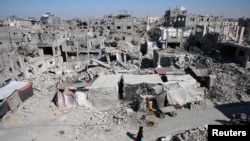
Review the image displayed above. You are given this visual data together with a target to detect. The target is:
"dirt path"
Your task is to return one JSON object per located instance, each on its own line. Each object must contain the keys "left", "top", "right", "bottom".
{"left": 1, "top": 98, "right": 250, "bottom": 141}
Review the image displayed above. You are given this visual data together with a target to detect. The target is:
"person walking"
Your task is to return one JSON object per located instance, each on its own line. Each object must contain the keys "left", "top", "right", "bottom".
{"left": 136, "top": 126, "right": 144, "bottom": 141}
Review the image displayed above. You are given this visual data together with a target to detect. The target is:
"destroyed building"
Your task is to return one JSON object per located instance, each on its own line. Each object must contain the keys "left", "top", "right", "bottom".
{"left": 0, "top": 6, "right": 250, "bottom": 141}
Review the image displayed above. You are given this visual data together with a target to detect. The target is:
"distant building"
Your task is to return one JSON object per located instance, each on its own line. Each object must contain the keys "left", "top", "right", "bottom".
{"left": 147, "top": 16, "right": 159, "bottom": 24}
{"left": 223, "top": 19, "right": 238, "bottom": 27}
{"left": 238, "top": 16, "right": 250, "bottom": 27}
{"left": 113, "top": 11, "right": 134, "bottom": 34}
{"left": 164, "top": 6, "right": 187, "bottom": 27}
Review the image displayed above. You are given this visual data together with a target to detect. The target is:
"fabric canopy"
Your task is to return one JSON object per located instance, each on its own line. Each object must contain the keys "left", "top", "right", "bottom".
{"left": 88, "top": 74, "right": 122, "bottom": 89}
{"left": 167, "top": 87, "right": 205, "bottom": 106}
{"left": 123, "top": 74, "right": 162, "bottom": 85}
{"left": 0, "top": 81, "right": 31, "bottom": 100}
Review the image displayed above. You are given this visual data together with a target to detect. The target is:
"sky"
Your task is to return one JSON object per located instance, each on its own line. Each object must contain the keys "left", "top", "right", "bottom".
{"left": 0, "top": 0, "right": 249, "bottom": 19}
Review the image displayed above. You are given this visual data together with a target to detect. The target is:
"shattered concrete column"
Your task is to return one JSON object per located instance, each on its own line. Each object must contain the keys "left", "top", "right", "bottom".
{"left": 76, "top": 41, "right": 79, "bottom": 60}
{"left": 177, "top": 28, "right": 179, "bottom": 37}
{"left": 180, "top": 30, "right": 184, "bottom": 48}
{"left": 157, "top": 52, "right": 161, "bottom": 68}
{"left": 239, "top": 26, "right": 245, "bottom": 45}
{"left": 236, "top": 26, "right": 239, "bottom": 39}
{"left": 106, "top": 53, "right": 110, "bottom": 64}
{"left": 9, "top": 57, "right": 14, "bottom": 72}
{"left": 18, "top": 55, "right": 28, "bottom": 78}
{"left": 165, "top": 30, "right": 168, "bottom": 52}
{"left": 203, "top": 24, "right": 207, "bottom": 36}
{"left": 65, "top": 51, "right": 68, "bottom": 62}
{"left": 123, "top": 53, "right": 127, "bottom": 66}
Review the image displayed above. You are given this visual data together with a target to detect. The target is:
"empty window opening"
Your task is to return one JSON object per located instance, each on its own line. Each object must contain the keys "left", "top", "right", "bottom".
{"left": 117, "top": 26, "right": 121, "bottom": 29}
{"left": 43, "top": 47, "right": 53, "bottom": 55}
{"left": 238, "top": 50, "right": 244, "bottom": 57}
{"left": 127, "top": 26, "right": 131, "bottom": 29}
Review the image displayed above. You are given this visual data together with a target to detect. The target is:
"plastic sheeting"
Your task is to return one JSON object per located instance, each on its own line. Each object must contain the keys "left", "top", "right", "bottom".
{"left": 0, "top": 81, "right": 31, "bottom": 100}
{"left": 123, "top": 74, "right": 163, "bottom": 85}
{"left": 167, "top": 87, "right": 205, "bottom": 106}
{"left": 75, "top": 91, "right": 92, "bottom": 108}
{"left": 88, "top": 75, "right": 122, "bottom": 107}
{"left": 6, "top": 90, "right": 22, "bottom": 112}
{"left": 56, "top": 90, "right": 75, "bottom": 108}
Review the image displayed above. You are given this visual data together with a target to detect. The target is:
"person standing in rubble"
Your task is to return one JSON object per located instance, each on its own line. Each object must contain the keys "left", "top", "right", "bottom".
{"left": 136, "top": 126, "right": 144, "bottom": 141}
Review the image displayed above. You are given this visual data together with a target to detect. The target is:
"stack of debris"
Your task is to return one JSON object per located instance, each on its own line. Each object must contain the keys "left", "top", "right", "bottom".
{"left": 206, "top": 62, "right": 250, "bottom": 104}
{"left": 170, "top": 126, "right": 208, "bottom": 141}
{"left": 229, "top": 113, "right": 250, "bottom": 125}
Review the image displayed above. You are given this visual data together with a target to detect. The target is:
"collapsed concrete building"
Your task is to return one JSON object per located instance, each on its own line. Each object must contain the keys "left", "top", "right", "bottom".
{"left": 0, "top": 7, "right": 249, "bottom": 120}
{"left": 0, "top": 6, "right": 250, "bottom": 141}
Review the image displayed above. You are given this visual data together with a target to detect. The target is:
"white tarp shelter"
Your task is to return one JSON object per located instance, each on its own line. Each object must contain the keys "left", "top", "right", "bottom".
{"left": 123, "top": 74, "right": 163, "bottom": 98}
{"left": 88, "top": 74, "right": 122, "bottom": 107}
{"left": 0, "top": 81, "right": 30, "bottom": 100}
{"left": 162, "top": 74, "right": 204, "bottom": 106}
{"left": 167, "top": 87, "right": 205, "bottom": 106}
{"left": 0, "top": 81, "right": 32, "bottom": 117}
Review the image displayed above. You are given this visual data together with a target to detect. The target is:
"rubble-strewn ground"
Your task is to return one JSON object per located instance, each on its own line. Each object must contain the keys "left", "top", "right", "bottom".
{"left": 1, "top": 51, "right": 250, "bottom": 141}
{"left": 207, "top": 61, "right": 250, "bottom": 104}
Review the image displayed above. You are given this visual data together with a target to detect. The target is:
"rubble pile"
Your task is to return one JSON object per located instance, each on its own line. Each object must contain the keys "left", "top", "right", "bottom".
{"left": 170, "top": 126, "right": 208, "bottom": 141}
{"left": 229, "top": 113, "right": 250, "bottom": 125}
{"left": 207, "top": 62, "right": 250, "bottom": 104}
{"left": 49, "top": 104, "right": 141, "bottom": 141}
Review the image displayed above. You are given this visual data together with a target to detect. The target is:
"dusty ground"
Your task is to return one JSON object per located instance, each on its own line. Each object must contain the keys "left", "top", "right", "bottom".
{"left": 1, "top": 86, "right": 250, "bottom": 141}
{"left": 1, "top": 55, "right": 250, "bottom": 141}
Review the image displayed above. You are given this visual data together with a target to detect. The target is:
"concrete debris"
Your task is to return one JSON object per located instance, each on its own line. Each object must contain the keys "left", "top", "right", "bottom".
{"left": 0, "top": 6, "right": 250, "bottom": 141}
{"left": 207, "top": 63, "right": 250, "bottom": 104}
{"left": 229, "top": 113, "right": 250, "bottom": 125}
{"left": 170, "top": 126, "right": 208, "bottom": 141}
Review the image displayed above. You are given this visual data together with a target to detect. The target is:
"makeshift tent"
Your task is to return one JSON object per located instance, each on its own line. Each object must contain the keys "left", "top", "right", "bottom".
{"left": 164, "top": 74, "right": 199, "bottom": 89}
{"left": 0, "top": 81, "right": 33, "bottom": 117}
{"left": 87, "top": 74, "right": 122, "bottom": 107}
{"left": 167, "top": 87, "right": 205, "bottom": 106}
{"left": 56, "top": 81, "right": 90, "bottom": 108}
{"left": 56, "top": 87, "right": 75, "bottom": 108}
{"left": 123, "top": 74, "right": 163, "bottom": 99}
{"left": 0, "top": 99, "right": 8, "bottom": 117}
{"left": 6, "top": 90, "right": 22, "bottom": 112}
{"left": 74, "top": 91, "right": 92, "bottom": 108}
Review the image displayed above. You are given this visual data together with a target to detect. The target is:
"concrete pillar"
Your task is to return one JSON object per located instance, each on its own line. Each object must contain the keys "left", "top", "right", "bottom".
{"left": 236, "top": 26, "right": 239, "bottom": 39}
{"left": 180, "top": 30, "right": 184, "bottom": 48}
{"left": 106, "top": 53, "right": 110, "bottom": 64}
{"left": 9, "top": 58, "right": 14, "bottom": 72}
{"left": 239, "top": 26, "right": 245, "bottom": 45}
{"left": 18, "top": 55, "right": 28, "bottom": 78}
{"left": 76, "top": 41, "right": 79, "bottom": 60}
{"left": 166, "top": 31, "right": 169, "bottom": 52}
{"left": 176, "top": 28, "right": 179, "bottom": 37}
{"left": 38, "top": 49, "right": 44, "bottom": 57}
{"left": 123, "top": 53, "right": 127, "bottom": 66}
{"left": 65, "top": 51, "right": 68, "bottom": 62}
{"left": 203, "top": 24, "right": 207, "bottom": 36}
{"left": 18, "top": 55, "right": 24, "bottom": 69}
{"left": 157, "top": 52, "right": 161, "bottom": 68}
